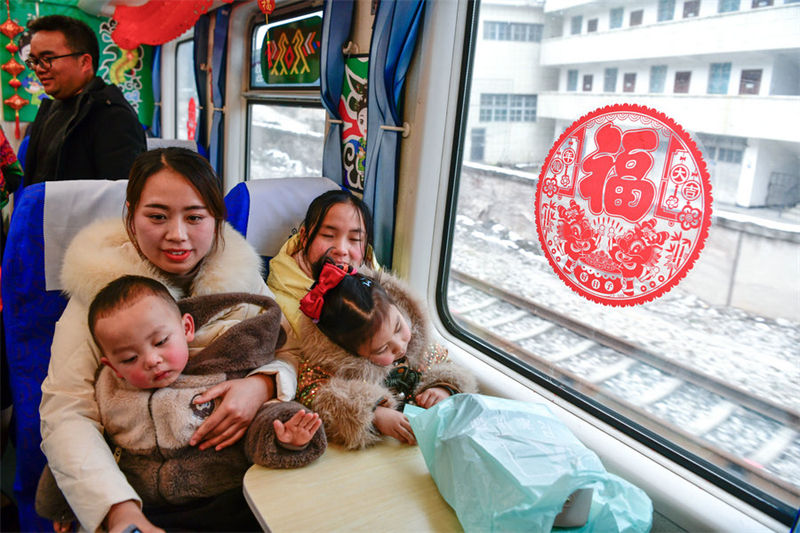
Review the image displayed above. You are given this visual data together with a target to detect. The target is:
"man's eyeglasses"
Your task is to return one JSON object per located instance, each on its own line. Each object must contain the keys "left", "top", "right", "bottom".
{"left": 24, "top": 52, "right": 86, "bottom": 71}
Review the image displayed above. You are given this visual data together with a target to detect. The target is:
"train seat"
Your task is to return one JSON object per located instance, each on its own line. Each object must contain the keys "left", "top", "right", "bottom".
{"left": 224, "top": 177, "right": 340, "bottom": 276}
{"left": 1, "top": 179, "right": 127, "bottom": 532}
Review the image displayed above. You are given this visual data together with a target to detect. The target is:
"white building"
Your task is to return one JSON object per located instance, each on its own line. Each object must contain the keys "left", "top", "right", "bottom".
{"left": 467, "top": 0, "right": 800, "bottom": 208}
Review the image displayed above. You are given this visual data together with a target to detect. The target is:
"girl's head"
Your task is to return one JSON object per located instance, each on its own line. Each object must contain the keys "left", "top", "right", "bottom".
{"left": 125, "top": 148, "right": 226, "bottom": 275}
{"left": 297, "top": 190, "right": 373, "bottom": 276}
{"left": 300, "top": 258, "right": 410, "bottom": 366}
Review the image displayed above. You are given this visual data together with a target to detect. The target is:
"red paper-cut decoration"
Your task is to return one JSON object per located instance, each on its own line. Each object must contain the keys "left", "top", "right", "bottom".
{"left": 535, "top": 104, "right": 712, "bottom": 307}
{"left": 1, "top": 0, "right": 27, "bottom": 138}
{"left": 187, "top": 96, "right": 197, "bottom": 141}
{"left": 111, "top": 0, "right": 233, "bottom": 51}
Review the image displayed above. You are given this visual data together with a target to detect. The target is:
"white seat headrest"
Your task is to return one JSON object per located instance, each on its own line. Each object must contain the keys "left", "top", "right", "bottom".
{"left": 243, "top": 177, "right": 340, "bottom": 257}
{"left": 43, "top": 180, "right": 128, "bottom": 291}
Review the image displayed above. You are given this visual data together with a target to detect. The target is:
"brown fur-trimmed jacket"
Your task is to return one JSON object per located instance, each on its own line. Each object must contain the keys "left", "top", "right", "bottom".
{"left": 37, "top": 292, "right": 326, "bottom": 523}
{"left": 296, "top": 268, "right": 477, "bottom": 450}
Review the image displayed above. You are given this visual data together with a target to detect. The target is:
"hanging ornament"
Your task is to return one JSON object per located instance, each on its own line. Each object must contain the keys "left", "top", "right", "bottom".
{"left": 258, "top": 0, "right": 275, "bottom": 26}
{"left": 1, "top": 0, "right": 27, "bottom": 138}
{"left": 258, "top": 0, "right": 275, "bottom": 67}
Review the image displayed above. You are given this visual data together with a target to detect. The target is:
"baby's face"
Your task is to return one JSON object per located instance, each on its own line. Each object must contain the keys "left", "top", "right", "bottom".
{"left": 96, "top": 294, "right": 194, "bottom": 389}
{"left": 358, "top": 304, "right": 411, "bottom": 366}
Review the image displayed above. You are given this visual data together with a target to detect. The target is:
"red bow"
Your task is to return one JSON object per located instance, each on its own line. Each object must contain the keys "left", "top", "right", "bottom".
{"left": 299, "top": 263, "right": 357, "bottom": 322}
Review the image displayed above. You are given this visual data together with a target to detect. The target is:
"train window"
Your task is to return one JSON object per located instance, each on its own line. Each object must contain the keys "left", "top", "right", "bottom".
{"left": 441, "top": 0, "right": 800, "bottom": 525}
{"left": 175, "top": 40, "right": 199, "bottom": 141}
{"left": 245, "top": 9, "right": 325, "bottom": 180}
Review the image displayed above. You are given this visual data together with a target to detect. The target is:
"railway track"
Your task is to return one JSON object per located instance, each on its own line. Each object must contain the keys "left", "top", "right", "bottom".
{"left": 448, "top": 269, "right": 800, "bottom": 504}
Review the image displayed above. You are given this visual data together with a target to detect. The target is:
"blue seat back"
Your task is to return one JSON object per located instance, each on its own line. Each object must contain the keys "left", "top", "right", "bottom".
{"left": 1, "top": 180, "right": 127, "bottom": 532}
{"left": 224, "top": 177, "right": 340, "bottom": 276}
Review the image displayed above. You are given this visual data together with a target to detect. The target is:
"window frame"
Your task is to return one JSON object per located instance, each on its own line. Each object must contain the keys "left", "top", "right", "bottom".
{"left": 434, "top": 0, "right": 798, "bottom": 527}
{"left": 242, "top": 3, "right": 325, "bottom": 183}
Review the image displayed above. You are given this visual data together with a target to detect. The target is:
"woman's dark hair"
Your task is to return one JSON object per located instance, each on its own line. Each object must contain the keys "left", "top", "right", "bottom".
{"left": 125, "top": 147, "right": 226, "bottom": 252}
{"left": 312, "top": 256, "right": 394, "bottom": 355}
{"left": 300, "top": 190, "right": 374, "bottom": 262}
{"left": 88, "top": 275, "right": 178, "bottom": 349}
{"left": 28, "top": 15, "right": 100, "bottom": 73}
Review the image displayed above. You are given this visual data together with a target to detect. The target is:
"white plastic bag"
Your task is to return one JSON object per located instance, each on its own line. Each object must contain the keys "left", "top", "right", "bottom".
{"left": 406, "top": 394, "right": 652, "bottom": 533}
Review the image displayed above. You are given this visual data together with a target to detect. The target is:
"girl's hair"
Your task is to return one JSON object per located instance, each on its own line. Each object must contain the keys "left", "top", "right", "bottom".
{"left": 300, "top": 190, "right": 374, "bottom": 262}
{"left": 311, "top": 256, "right": 395, "bottom": 355}
{"left": 88, "top": 275, "right": 179, "bottom": 348}
{"left": 125, "top": 147, "right": 226, "bottom": 252}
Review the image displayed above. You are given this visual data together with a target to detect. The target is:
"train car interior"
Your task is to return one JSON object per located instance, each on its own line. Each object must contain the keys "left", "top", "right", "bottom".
{"left": 1, "top": 0, "right": 798, "bottom": 532}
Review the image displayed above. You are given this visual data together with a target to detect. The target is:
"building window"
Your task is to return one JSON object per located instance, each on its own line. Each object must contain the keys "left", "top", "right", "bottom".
{"left": 630, "top": 9, "right": 644, "bottom": 25}
{"left": 586, "top": 19, "right": 597, "bottom": 32}
{"left": 718, "top": 147, "right": 744, "bottom": 163}
{"left": 708, "top": 62, "right": 731, "bottom": 94}
{"left": 650, "top": 65, "right": 667, "bottom": 92}
{"left": 583, "top": 74, "right": 593, "bottom": 91}
{"left": 484, "top": 21, "right": 543, "bottom": 42}
{"left": 470, "top": 128, "right": 485, "bottom": 161}
{"left": 610, "top": 7, "right": 624, "bottom": 28}
{"left": 674, "top": 71, "right": 691, "bottom": 93}
{"left": 684, "top": 0, "right": 701, "bottom": 17}
{"left": 479, "top": 94, "right": 493, "bottom": 121}
{"left": 719, "top": 0, "right": 740, "bottom": 12}
{"left": 510, "top": 95, "right": 537, "bottom": 121}
{"left": 604, "top": 68, "right": 618, "bottom": 92}
{"left": 623, "top": 73, "right": 636, "bottom": 92}
{"left": 739, "top": 69, "right": 762, "bottom": 94}
{"left": 571, "top": 16, "right": 583, "bottom": 35}
{"left": 480, "top": 94, "right": 536, "bottom": 122}
{"left": 567, "top": 69, "right": 579, "bottom": 91}
{"left": 752, "top": 0, "right": 773, "bottom": 6}
{"left": 658, "top": 0, "right": 676, "bottom": 21}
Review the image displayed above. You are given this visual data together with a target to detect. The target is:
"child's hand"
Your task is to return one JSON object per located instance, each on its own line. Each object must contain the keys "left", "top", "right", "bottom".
{"left": 53, "top": 520, "right": 73, "bottom": 533}
{"left": 274, "top": 409, "right": 322, "bottom": 448}
{"left": 415, "top": 386, "right": 451, "bottom": 408}
{"left": 374, "top": 406, "right": 416, "bottom": 445}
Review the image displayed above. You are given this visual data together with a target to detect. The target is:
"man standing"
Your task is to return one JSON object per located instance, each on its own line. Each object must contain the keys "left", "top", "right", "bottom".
{"left": 23, "top": 15, "right": 146, "bottom": 185}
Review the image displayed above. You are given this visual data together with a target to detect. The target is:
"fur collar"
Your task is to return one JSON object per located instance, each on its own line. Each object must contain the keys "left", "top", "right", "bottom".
{"left": 60, "top": 218, "right": 265, "bottom": 307}
{"left": 299, "top": 268, "right": 430, "bottom": 381}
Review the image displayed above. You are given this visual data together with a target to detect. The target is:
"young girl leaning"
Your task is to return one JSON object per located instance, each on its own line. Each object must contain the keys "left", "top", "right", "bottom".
{"left": 295, "top": 257, "right": 478, "bottom": 450}
{"left": 267, "top": 189, "right": 378, "bottom": 336}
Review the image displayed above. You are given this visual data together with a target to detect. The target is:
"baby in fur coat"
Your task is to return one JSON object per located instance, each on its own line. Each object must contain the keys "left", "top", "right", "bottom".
{"left": 296, "top": 260, "right": 477, "bottom": 450}
{"left": 36, "top": 275, "right": 326, "bottom": 530}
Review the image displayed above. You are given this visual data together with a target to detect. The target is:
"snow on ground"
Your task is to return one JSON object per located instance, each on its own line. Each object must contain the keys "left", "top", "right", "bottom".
{"left": 450, "top": 217, "right": 800, "bottom": 414}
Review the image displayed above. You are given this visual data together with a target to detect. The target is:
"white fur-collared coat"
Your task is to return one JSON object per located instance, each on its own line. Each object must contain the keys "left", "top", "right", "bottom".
{"left": 37, "top": 292, "right": 325, "bottom": 523}
{"left": 39, "top": 218, "right": 300, "bottom": 533}
{"left": 296, "top": 268, "right": 478, "bottom": 450}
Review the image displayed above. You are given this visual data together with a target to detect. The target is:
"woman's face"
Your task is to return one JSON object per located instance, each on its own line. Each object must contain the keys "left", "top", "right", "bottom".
{"left": 130, "top": 169, "right": 216, "bottom": 275}
{"left": 302, "top": 202, "right": 366, "bottom": 272}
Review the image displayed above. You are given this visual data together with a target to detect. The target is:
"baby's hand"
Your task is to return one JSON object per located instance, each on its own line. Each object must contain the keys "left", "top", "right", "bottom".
{"left": 53, "top": 520, "right": 73, "bottom": 533}
{"left": 415, "top": 386, "right": 451, "bottom": 408}
{"left": 374, "top": 406, "right": 416, "bottom": 445}
{"left": 274, "top": 409, "right": 322, "bottom": 448}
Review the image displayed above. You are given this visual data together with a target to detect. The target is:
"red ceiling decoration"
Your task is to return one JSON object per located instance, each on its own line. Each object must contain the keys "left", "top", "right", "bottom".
{"left": 111, "top": 0, "right": 233, "bottom": 50}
